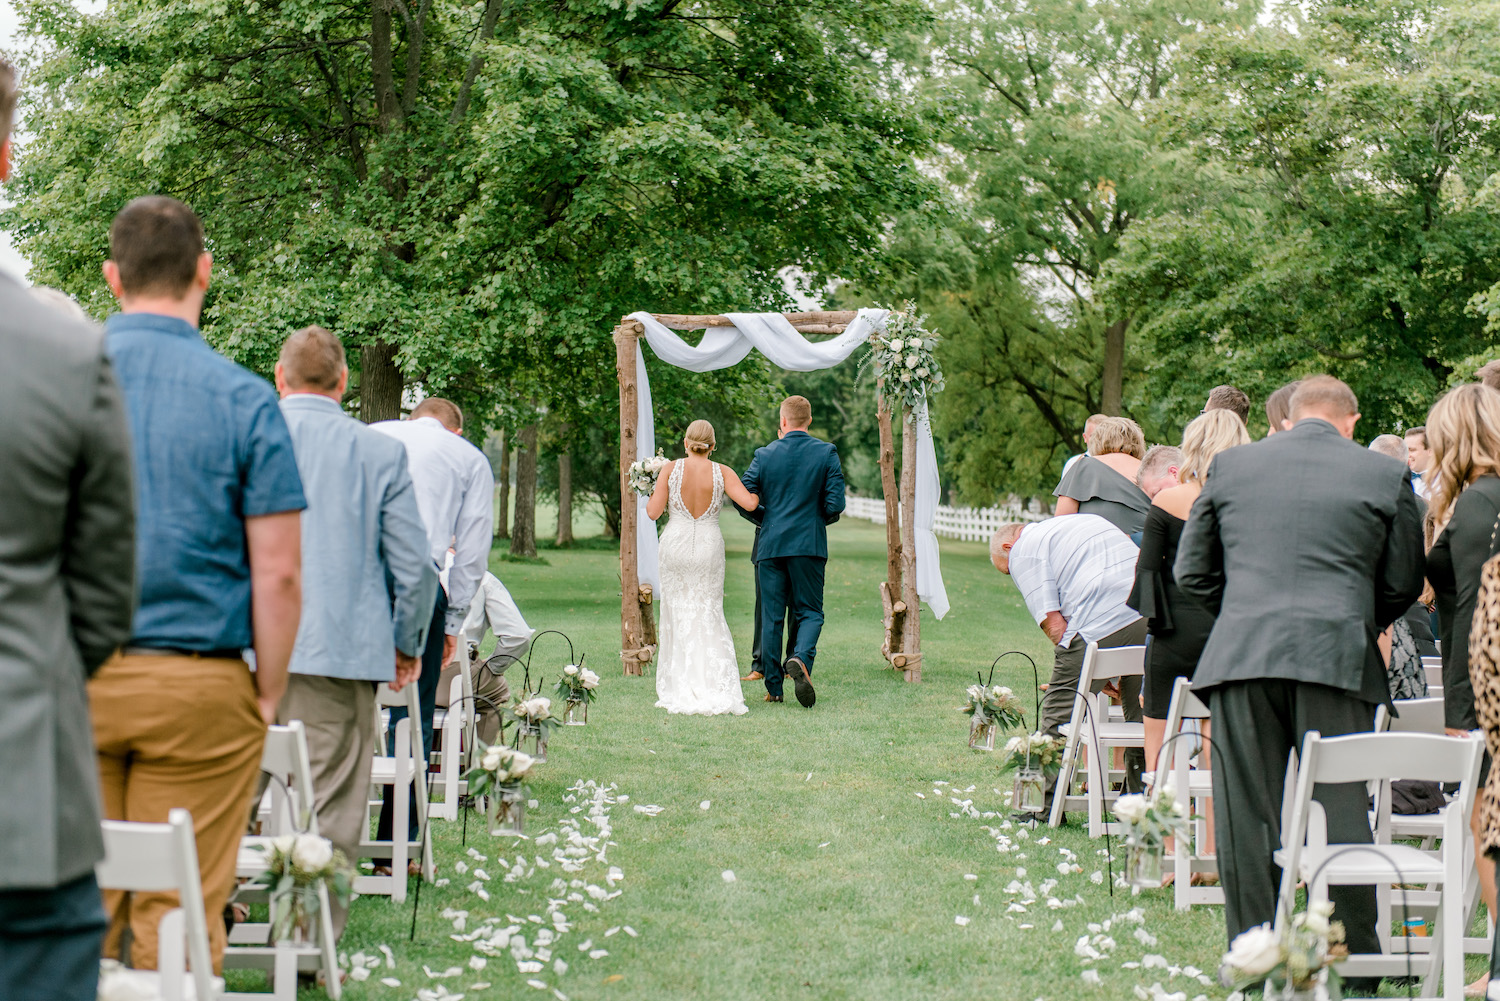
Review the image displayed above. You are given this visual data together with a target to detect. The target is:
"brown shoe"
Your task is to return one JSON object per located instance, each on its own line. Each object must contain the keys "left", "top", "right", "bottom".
{"left": 764, "top": 694, "right": 783, "bottom": 702}
{"left": 741, "top": 670, "right": 764, "bottom": 681}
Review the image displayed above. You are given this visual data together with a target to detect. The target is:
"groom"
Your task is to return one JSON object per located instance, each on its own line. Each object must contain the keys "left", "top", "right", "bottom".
{"left": 739, "top": 395, "right": 846, "bottom": 707}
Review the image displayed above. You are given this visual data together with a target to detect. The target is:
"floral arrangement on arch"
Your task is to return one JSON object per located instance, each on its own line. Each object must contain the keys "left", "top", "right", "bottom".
{"left": 869, "top": 302, "right": 944, "bottom": 412}
{"left": 1001, "top": 732, "right": 1066, "bottom": 777}
{"left": 959, "top": 684, "right": 1026, "bottom": 730}
{"left": 246, "top": 833, "right": 353, "bottom": 944}
{"left": 1222, "top": 903, "right": 1346, "bottom": 996}
{"left": 555, "top": 663, "right": 601, "bottom": 705}
{"left": 628, "top": 450, "right": 669, "bottom": 496}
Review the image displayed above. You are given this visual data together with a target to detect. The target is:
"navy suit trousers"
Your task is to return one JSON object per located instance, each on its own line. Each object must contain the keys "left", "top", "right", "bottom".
{"left": 757, "top": 556, "right": 826, "bottom": 697}
{"left": 0, "top": 872, "right": 106, "bottom": 1001}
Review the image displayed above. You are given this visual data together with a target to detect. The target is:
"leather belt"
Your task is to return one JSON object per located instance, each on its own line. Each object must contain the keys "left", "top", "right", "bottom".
{"left": 122, "top": 646, "right": 244, "bottom": 661}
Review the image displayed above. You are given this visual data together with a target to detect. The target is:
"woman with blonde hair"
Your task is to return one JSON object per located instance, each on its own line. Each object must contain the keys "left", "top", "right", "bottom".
{"left": 1054, "top": 415, "right": 1151, "bottom": 535}
{"left": 645, "top": 419, "right": 759, "bottom": 715}
{"left": 1129, "top": 409, "right": 1249, "bottom": 762}
{"left": 1424, "top": 383, "right": 1500, "bottom": 991}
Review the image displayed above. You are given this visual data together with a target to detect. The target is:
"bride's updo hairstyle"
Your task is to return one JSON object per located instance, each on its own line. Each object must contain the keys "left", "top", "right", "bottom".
{"left": 684, "top": 419, "right": 716, "bottom": 456}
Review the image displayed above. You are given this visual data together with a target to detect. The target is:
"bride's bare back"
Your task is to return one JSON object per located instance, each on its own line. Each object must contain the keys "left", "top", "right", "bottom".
{"left": 647, "top": 454, "right": 758, "bottom": 521}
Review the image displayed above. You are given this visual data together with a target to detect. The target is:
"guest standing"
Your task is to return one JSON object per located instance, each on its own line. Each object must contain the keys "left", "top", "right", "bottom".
{"left": 1059, "top": 413, "right": 1107, "bottom": 480}
{"left": 273, "top": 327, "right": 437, "bottom": 935}
{"left": 1477, "top": 360, "right": 1500, "bottom": 392}
{"left": 1053, "top": 416, "right": 1151, "bottom": 536}
{"left": 1406, "top": 425, "right": 1434, "bottom": 499}
{"left": 1422, "top": 383, "right": 1500, "bottom": 982}
{"left": 1135, "top": 445, "right": 1183, "bottom": 502}
{"left": 372, "top": 398, "right": 494, "bottom": 870}
{"left": 1202, "top": 385, "right": 1251, "bottom": 425}
{"left": 1129, "top": 410, "right": 1248, "bottom": 772}
{"left": 1263, "top": 379, "right": 1301, "bottom": 436}
{"left": 1176, "top": 375, "right": 1424, "bottom": 973}
{"left": 437, "top": 560, "right": 533, "bottom": 745}
{"left": 991, "top": 515, "right": 1147, "bottom": 813}
{"left": 93, "top": 196, "right": 305, "bottom": 970}
{"left": 0, "top": 60, "right": 138, "bottom": 1000}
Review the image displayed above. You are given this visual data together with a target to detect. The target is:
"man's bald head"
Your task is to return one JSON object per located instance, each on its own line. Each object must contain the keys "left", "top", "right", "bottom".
{"left": 990, "top": 523, "right": 1026, "bottom": 575}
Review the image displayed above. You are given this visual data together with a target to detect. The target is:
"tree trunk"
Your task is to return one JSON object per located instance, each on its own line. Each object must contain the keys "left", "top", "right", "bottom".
{"left": 495, "top": 434, "right": 510, "bottom": 539}
{"left": 602, "top": 497, "right": 620, "bottom": 539}
{"left": 510, "top": 423, "right": 538, "bottom": 558}
{"left": 1100, "top": 316, "right": 1130, "bottom": 416}
{"left": 556, "top": 453, "right": 574, "bottom": 546}
{"left": 359, "top": 342, "right": 403, "bottom": 423}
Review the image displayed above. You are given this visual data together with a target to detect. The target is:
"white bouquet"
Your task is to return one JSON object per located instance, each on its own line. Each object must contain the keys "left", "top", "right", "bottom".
{"left": 556, "top": 662, "right": 600, "bottom": 704}
{"left": 246, "top": 833, "right": 352, "bottom": 943}
{"left": 868, "top": 302, "right": 944, "bottom": 411}
{"left": 628, "top": 450, "right": 670, "bottom": 496}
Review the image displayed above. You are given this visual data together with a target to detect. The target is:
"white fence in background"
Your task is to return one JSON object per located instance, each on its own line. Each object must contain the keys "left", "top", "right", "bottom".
{"left": 844, "top": 494, "right": 1050, "bottom": 543}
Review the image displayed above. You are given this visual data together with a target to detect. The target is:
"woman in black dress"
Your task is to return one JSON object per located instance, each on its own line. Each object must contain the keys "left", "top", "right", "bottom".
{"left": 1423, "top": 382, "right": 1500, "bottom": 993}
{"left": 1054, "top": 416, "right": 1151, "bottom": 537}
{"left": 1128, "top": 409, "right": 1250, "bottom": 772}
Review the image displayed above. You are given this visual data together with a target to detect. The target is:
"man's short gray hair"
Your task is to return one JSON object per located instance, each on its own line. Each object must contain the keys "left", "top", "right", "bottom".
{"left": 1368, "top": 434, "right": 1407, "bottom": 462}
{"left": 1137, "top": 444, "right": 1184, "bottom": 488}
{"left": 990, "top": 523, "right": 1025, "bottom": 563}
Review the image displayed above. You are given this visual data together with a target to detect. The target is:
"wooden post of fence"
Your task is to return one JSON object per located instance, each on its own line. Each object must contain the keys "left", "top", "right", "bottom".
{"left": 897, "top": 406, "right": 921, "bottom": 683}
{"left": 614, "top": 318, "right": 651, "bottom": 676}
{"left": 877, "top": 394, "right": 904, "bottom": 668}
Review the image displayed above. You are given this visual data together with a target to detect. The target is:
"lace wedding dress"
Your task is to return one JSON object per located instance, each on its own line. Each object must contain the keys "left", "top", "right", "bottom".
{"left": 655, "top": 461, "right": 748, "bottom": 716}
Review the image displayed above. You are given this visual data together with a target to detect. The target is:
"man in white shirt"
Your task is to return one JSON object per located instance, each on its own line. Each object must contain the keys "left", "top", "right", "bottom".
{"left": 371, "top": 397, "right": 494, "bottom": 861}
{"left": 992, "top": 515, "right": 1146, "bottom": 808}
{"left": 437, "top": 561, "right": 533, "bottom": 745}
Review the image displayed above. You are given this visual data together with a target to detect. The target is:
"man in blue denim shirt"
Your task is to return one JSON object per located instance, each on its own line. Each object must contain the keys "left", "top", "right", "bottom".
{"left": 90, "top": 196, "right": 305, "bottom": 972}
{"left": 274, "top": 325, "right": 437, "bottom": 936}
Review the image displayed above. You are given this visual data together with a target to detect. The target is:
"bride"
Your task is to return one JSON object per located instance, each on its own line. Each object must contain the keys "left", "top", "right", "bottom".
{"left": 646, "top": 420, "right": 758, "bottom": 716}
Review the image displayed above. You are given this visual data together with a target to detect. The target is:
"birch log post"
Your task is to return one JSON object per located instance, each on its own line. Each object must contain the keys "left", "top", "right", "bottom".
{"left": 877, "top": 394, "right": 904, "bottom": 666}
{"left": 614, "top": 319, "right": 648, "bottom": 676}
{"left": 898, "top": 407, "right": 921, "bottom": 683}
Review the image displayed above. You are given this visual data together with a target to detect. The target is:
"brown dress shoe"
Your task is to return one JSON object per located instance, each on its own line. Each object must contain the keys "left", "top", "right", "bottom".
{"left": 763, "top": 694, "right": 783, "bottom": 702}
{"left": 741, "top": 670, "right": 764, "bottom": 681}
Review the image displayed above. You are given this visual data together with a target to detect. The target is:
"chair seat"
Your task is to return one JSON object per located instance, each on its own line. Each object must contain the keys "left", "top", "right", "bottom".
{"left": 236, "top": 836, "right": 275, "bottom": 878}
{"left": 1274, "top": 843, "right": 1448, "bottom": 885}
{"left": 370, "top": 756, "right": 411, "bottom": 785}
{"left": 98, "top": 966, "right": 225, "bottom": 1001}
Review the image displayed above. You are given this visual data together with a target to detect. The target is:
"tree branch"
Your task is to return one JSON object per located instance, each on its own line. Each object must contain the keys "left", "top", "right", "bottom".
{"left": 452, "top": 0, "right": 506, "bottom": 124}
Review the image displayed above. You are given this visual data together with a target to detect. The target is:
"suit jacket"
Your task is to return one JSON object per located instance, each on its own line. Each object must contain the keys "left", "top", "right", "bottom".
{"left": 740, "top": 430, "right": 846, "bottom": 563}
{"left": 1175, "top": 418, "right": 1424, "bottom": 701}
{"left": 0, "top": 273, "right": 136, "bottom": 888}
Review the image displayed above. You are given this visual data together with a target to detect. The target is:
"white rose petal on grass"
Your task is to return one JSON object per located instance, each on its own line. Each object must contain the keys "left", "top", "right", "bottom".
{"left": 527, "top": 980, "right": 548, "bottom": 990}
{"left": 964, "top": 873, "right": 978, "bottom": 881}
{"left": 721, "top": 870, "right": 737, "bottom": 882}
{"left": 380, "top": 978, "right": 401, "bottom": 988}
{"left": 1081, "top": 970, "right": 1103, "bottom": 985}
{"left": 699, "top": 800, "right": 711, "bottom": 810}
{"left": 1052, "top": 920, "right": 1065, "bottom": 932}
{"left": 517, "top": 961, "right": 543, "bottom": 974}
{"left": 378, "top": 944, "right": 397, "bottom": 968}
{"left": 955, "top": 915, "right": 970, "bottom": 926}
{"left": 349, "top": 967, "right": 370, "bottom": 982}
{"left": 588, "top": 949, "right": 609, "bottom": 960}
{"left": 468, "top": 956, "right": 487, "bottom": 971}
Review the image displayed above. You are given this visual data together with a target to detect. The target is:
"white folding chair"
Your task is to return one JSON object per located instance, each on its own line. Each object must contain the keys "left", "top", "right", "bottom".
{"left": 1153, "top": 678, "right": 1222, "bottom": 910}
{"left": 1422, "top": 656, "right": 1443, "bottom": 689}
{"left": 96, "top": 808, "right": 223, "bottom": 1001}
{"left": 1274, "top": 730, "right": 1482, "bottom": 1000}
{"left": 1048, "top": 642, "right": 1147, "bottom": 836}
{"left": 431, "top": 671, "right": 473, "bottom": 822}
{"left": 225, "top": 721, "right": 340, "bottom": 1000}
{"left": 358, "top": 683, "right": 434, "bottom": 902}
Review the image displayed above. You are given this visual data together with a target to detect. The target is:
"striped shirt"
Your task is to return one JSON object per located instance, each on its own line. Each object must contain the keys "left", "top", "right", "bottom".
{"left": 1008, "top": 514, "right": 1142, "bottom": 647}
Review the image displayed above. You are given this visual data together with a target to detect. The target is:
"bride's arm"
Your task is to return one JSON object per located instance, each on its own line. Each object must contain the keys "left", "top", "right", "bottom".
{"left": 719, "top": 465, "right": 759, "bottom": 512}
{"left": 646, "top": 461, "right": 673, "bottom": 521}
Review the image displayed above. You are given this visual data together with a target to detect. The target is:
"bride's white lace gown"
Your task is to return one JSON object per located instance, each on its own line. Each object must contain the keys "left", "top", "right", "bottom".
{"left": 655, "top": 461, "right": 748, "bottom": 716}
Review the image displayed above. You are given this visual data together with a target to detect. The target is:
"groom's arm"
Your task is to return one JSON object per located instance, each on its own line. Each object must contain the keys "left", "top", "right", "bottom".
{"left": 821, "top": 445, "right": 846, "bottom": 525}
{"left": 732, "top": 449, "right": 765, "bottom": 525}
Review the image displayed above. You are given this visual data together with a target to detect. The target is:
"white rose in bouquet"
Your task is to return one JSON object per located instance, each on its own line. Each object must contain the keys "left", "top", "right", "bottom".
{"left": 503, "top": 750, "right": 536, "bottom": 781}
{"left": 1301, "top": 899, "right": 1336, "bottom": 937}
{"left": 1004, "top": 736, "right": 1025, "bottom": 756}
{"left": 900, "top": 372, "right": 912, "bottom": 383}
{"left": 907, "top": 338, "right": 923, "bottom": 351}
{"left": 272, "top": 834, "right": 297, "bottom": 856}
{"left": 520, "top": 696, "right": 552, "bottom": 720}
{"left": 292, "top": 834, "right": 334, "bottom": 872}
{"left": 580, "top": 668, "right": 600, "bottom": 689}
{"left": 916, "top": 367, "right": 929, "bottom": 378}
{"left": 904, "top": 353, "right": 920, "bottom": 369}
{"left": 1111, "top": 793, "right": 1149, "bottom": 825}
{"left": 992, "top": 685, "right": 1011, "bottom": 699}
{"left": 965, "top": 684, "right": 987, "bottom": 702}
{"left": 482, "top": 745, "right": 503, "bottom": 771}
{"left": 888, "top": 337, "right": 904, "bottom": 352}
{"left": 563, "top": 664, "right": 579, "bottom": 676}
{"left": 1224, "top": 923, "right": 1283, "bottom": 978}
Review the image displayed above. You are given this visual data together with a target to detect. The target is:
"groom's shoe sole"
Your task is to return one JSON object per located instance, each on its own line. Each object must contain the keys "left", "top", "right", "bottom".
{"left": 786, "top": 657, "right": 815, "bottom": 708}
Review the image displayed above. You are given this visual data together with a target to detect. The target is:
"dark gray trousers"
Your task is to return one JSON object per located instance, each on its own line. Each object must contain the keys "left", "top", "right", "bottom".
{"left": 1040, "top": 619, "right": 1148, "bottom": 807}
{"left": 1207, "top": 679, "right": 1378, "bottom": 954}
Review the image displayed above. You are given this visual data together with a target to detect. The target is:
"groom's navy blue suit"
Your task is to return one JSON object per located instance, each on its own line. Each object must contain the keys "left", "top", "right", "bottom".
{"left": 741, "top": 429, "right": 846, "bottom": 698}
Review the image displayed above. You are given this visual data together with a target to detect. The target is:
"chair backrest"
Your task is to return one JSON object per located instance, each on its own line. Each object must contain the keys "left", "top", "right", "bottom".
{"left": 1374, "top": 697, "right": 1446, "bottom": 736}
{"left": 374, "top": 682, "right": 424, "bottom": 755}
{"left": 96, "top": 809, "right": 216, "bottom": 1001}
{"left": 259, "top": 721, "right": 317, "bottom": 836}
{"left": 1082, "top": 642, "right": 1146, "bottom": 681}
{"left": 1421, "top": 656, "right": 1443, "bottom": 690}
{"left": 1153, "top": 677, "right": 1210, "bottom": 792}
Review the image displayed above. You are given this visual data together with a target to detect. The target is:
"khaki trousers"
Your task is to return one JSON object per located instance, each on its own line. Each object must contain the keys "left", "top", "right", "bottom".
{"left": 276, "top": 674, "right": 374, "bottom": 938}
{"left": 435, "top": 640, "right": 522, "bottom": 746}
{"left": 90, "top": 653, "right": 265, "bottom": 973}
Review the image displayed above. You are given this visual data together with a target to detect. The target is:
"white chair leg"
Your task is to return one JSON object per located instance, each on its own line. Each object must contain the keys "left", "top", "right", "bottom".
{"left": 318, "top": 882, "right": 341, "bottom": 1000}
{"left": 392, "top": 720, "right": 410, "bottom": 904}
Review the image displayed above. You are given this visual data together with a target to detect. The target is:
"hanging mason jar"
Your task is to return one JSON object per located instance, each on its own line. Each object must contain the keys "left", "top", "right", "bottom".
{"left": 486, "top": 783, "right": 527, "bottom": 837}
{"left": 968, "top": 712, "right": 995, "bottom": 751}
{"left": 564, "top": 697, "right": 588, "bottom": 726}
{"left": 515, "top": 722, "right": 548, "bottom": 763}
{"left": 1012, "top": 765, "right": 1046, "bottom": 814}
{"left": 1124, "top": 840, "right": 1164, "bottom": 888}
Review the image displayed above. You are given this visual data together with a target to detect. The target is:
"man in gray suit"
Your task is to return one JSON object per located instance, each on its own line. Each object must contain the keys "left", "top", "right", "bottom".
{"left": 1176, "top": 375, "right": 1424, "bottom": 968}
{"left": 0, "top": 57, "right": 138, "bottom": 1001}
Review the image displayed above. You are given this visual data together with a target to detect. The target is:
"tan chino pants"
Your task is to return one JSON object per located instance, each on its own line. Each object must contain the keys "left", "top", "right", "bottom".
{"left": 90, "top": 653, "right": 266, "bottom": 973}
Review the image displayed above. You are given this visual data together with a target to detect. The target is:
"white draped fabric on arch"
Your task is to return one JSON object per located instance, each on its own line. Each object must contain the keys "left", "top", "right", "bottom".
{"left": 626, "top": 309, "right": 950, "bottom": 620}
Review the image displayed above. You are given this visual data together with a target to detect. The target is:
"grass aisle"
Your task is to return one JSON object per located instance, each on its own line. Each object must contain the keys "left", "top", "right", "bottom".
{"left": 328, "top": 515, "right": 1242, "bottom": 1001}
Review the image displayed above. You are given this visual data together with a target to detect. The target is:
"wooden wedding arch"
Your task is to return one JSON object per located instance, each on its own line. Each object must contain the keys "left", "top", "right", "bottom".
{"left": 613, "top": 310, "right": 925, "bottom": 683}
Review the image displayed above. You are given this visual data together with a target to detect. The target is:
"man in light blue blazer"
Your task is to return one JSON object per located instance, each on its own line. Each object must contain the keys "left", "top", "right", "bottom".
{"left": 274, "top": 326, "right": 437, "bottom": 935}
{"left": 741, "top": 395, "right": 846, "bottom": 707}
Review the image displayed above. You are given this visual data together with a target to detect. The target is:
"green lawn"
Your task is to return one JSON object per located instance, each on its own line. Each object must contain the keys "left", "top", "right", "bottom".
{"left": 265, "top": 514, "right": 1455, "bottom": 1000}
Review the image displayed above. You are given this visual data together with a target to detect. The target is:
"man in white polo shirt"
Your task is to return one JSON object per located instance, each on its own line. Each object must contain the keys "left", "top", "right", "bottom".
{"left": 992, "top": 515, "right": 1146, "bottom": 809}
